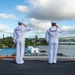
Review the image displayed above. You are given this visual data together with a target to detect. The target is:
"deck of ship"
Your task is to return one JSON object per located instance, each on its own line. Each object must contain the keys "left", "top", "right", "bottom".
{"left": 0, "top": 59, "right": 75, "bottom": 75}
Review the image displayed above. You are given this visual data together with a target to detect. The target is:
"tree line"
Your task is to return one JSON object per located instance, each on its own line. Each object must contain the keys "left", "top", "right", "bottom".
{"left": 0, "top": 36, "right": 47, "bottom": 48}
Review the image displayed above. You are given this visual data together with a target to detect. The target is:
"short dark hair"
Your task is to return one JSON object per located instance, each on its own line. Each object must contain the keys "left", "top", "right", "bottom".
{"left": 52, "top": 22, "right": 56, "bottom": 25}
{"left": 18, "top": 21, "right": 22, "bottom": 25}
{"left": 18, "top": 23, "right": 22, "bottom": 25}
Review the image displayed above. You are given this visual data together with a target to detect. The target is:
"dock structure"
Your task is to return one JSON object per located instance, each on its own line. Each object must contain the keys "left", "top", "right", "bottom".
{"left": 0, "top": 56, "right": 16, "bottom": 60}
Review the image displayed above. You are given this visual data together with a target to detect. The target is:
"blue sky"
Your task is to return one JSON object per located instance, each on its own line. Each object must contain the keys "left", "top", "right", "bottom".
{"left": 0, "top": 0, "right": 75, "bottom": 38}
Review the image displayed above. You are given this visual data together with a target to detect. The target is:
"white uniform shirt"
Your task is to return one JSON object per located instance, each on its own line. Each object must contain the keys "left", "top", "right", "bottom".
{"left": 13, "top": 25, "right": 31, "bottom": 43}
{"left": 45, "top": 26, "right": 63, "bottom": 43}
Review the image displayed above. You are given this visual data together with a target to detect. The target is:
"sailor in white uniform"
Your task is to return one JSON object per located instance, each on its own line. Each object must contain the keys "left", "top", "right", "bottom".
{"left": 45, "top": 22, "right": 63, "bottom": 64}
{"left": 13, "top": 21, "right": 31, "bottom": 64}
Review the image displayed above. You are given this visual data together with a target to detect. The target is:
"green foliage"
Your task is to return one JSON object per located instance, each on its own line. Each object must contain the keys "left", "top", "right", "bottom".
{"left": 0, "top": 37, "right": 14, "bottom": 48}
{"left": 0, "top": 44, "right": 3, "bottom": 48}
{"left": 0, "top": 36, "right": 47, "bottom": 48}
{"left": 8, "top": 44, "right": 13, "bottom": 48}
{"left": 25, "top": 38, "right": 34, "bottom": 47}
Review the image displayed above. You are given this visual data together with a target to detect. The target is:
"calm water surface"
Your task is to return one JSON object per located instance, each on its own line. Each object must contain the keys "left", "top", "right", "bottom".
{"left": 0, "top": 45, "right": 75, "bottom": 57}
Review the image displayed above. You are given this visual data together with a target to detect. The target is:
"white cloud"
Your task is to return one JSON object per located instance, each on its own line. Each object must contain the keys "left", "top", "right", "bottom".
{"left": 16, "top": 5, "right": 30, "bottom": 13}
{"left": 15, "top": 0, "right": 75, "bottom": 37}
{"left": 28, "top": 18, "right": 75, "bottom": 37}
{"left": 62, "top": 25, "right": 75, "bottom": 32}
{"left": 61, "top": 25, "right": 75, "bottom": 37}
{"left": 0, "top": 14, "right": 17, "bottom": 19}
{"left": 22, "top": 0, "right": 75, "bottom": 20}
{"left": 28, "top": 18, "right": 51, "bottom": 34}
{"left": 0, "top": 24, "right": 13, "bottom": 34}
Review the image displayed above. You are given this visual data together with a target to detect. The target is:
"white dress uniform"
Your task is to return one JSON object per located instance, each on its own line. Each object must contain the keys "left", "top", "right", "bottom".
{"left": 45, "top": 26, "right": 63, "bottom": 63}
{"left": 13, "top": 25, "right": 31, "bottom": 64}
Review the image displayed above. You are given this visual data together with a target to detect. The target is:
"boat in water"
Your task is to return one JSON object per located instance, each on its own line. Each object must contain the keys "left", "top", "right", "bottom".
{"left": 27, "top": 46, "right": 40, "bottom": 54}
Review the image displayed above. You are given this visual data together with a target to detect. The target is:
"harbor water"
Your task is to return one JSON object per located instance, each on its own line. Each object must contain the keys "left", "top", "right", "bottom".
{"left": 0, "top": 45, "right": 75, "bottom": 57}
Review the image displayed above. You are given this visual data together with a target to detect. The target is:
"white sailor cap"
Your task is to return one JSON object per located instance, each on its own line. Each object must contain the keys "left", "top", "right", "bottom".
{"left": 18, "top": 21, "right": 23, "bottom": 24}
{"left": 51, "top": 22, "right": 56, "bottom": 25}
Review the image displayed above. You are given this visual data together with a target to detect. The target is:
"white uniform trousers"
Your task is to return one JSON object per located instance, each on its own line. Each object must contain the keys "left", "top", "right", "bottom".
{"left": 16, "top": 39, "right": 25, "bottom": 64}
{"left": 48, "top": 42, "right": 58, "bottom": 63}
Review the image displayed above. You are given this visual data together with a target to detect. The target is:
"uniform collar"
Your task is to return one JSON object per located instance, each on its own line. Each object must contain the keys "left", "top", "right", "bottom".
{"left": 49, "top": 27, "right": 57, "bottom": 32}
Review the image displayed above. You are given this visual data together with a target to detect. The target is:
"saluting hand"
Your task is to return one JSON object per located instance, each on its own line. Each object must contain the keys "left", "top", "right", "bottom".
{"left": 23, "top": 24, "right": 26, "bottom": 27}
{"left": 56, "top": 25, "right": 59, "bottom": 28}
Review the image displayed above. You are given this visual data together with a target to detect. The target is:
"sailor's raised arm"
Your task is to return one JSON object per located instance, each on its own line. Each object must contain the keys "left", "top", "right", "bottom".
{"left": 55, "top": 24, "right": 63, "bottom": 33}
{"left": 18, "top": 21, "right": 31, "bottom": 32}
{"left": 23, "top": 23, "right": 26, "bottom": 27}
{"left": 25, "top": 26, "right": 31, "bottom": 31}
{"left": 57, "top": 27, "right": 63, "bottom": 33}
{"left": 22, "top": 24, "right": 31, "bottom": 32}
